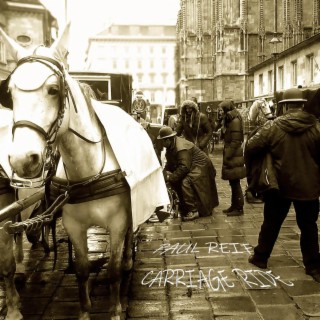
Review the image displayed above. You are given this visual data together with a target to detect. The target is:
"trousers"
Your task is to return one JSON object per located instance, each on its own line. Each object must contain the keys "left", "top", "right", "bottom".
{"left": 254, "top": 191, "right": 320, "bottom": 273}
{"left": 170, "top": 177, "right": 197, "bottom": 214}
{"left": 229, "top": 179, "right": 244, "bottom": 209}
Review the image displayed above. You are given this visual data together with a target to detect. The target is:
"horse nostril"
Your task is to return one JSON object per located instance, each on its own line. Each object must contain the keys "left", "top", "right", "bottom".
{"left": 29, "top": 153, "right": 40, "bottom": 165}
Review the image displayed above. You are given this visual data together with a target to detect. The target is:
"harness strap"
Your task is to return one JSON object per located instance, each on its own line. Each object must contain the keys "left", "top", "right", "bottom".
{"left": 12, "top": 120, "right": 49, "bottom": 140}
{"left": 50, "top": 169, "right": 128, "bottom": 204}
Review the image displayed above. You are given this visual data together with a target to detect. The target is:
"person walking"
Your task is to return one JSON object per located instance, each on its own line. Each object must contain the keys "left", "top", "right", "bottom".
{"left": 245, "top": 88, "right": 320, "bottom": 283}
{"left": 157, "top": 126, "right": 219, "bottom": 221}
{"left": 175, "top": 99, "right": 213, "bottom": 154}
{"left": 219, "top": 99, "right": 246, "bottom": 216}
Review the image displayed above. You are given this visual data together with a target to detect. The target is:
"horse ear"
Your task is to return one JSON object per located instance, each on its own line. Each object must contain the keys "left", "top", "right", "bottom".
{"left": 0, "top": 28, "right": 28, "bottom": 62}
{"left": 50, "top": 22, "right": 71, "bottom": 65}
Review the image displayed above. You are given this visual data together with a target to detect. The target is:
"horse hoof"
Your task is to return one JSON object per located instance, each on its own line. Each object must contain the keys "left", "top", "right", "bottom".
{"left": 111, "top": 316, "right": 121, "bottom": 320}
{"left": 79, "top": 312, "right": 90, "bottom": 320}
{"left": 5, "top": 310, "right": 23, "bottom": 320}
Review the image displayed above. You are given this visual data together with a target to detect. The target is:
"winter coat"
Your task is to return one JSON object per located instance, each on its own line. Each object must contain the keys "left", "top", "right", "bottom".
{"left": 245, "top": 110, "right": 320, "bottom": 200}
{"left": 176, "top": 103, "right": 213, "bottom": 153}
{"left": 165, "top": 136, "right": 219, "bottom": 216}
{"left": 221, "top": 109, "right": 246, "bottom": 180}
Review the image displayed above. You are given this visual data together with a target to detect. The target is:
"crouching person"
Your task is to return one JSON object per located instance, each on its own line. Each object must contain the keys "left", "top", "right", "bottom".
{"left": 157, "top": 126, "right": 219, "bottom": 221}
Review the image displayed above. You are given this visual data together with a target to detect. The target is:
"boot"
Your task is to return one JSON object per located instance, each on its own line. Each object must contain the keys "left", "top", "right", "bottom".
{"left": 226, "top": 208, "right": 244, "bottom": 216}
{"left": 223, "top": 206, "right": 234, "bottom": 213}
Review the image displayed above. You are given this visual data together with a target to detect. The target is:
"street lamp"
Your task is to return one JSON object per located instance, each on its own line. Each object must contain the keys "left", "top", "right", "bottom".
{"left": 270, "top": 34, "right": 282, "bottom": 99}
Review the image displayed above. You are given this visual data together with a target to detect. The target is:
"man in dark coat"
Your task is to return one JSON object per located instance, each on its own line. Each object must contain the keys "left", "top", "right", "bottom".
{"left": 176, "top": 100, "right": 213, "bottom": 154}
{"left": 245, "top": 88, "right": 320, "bottom": 283}
{"left": 220, "top": 100, "right": 246, "bottom": 216}
{"left": 157, "top": 126, "right": 219, "bottom": 221}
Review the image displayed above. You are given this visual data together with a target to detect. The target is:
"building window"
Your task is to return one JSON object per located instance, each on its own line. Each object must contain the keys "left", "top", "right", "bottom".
{"left": 291, "top": 60, "right": 297, "bottom": 86}
{"left": 259, "top": 74, "right": 263, "bottom": 95}
{"left": 307, "top": 54, "right": 314, "bottom": 83}
{"left": 112, "top": 60, "right": 117, "bottom": 69}
{"left": 125, "top": 60, "right": 129, "bottom": 69}
{"left": 137, "top": 60, "right": 142, "bottom": 69}
{"left": 278, "top": 66, "right": 284, "bottom": 90}
{"left": 0, "top": 39, "right": 6, "bottom": 63}
{"left": 249, "top": 81, "right": 254, "bottom": 99}
{"left": 268, "top": 70, "right": 273, "bottom": 93}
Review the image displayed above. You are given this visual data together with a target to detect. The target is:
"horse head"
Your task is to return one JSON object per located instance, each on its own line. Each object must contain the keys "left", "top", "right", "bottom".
{"left": 0, "top": 25, "right": 71, "bottom": 181}
{"left": 249, "top": 99, "right": 274, "bottom": 126}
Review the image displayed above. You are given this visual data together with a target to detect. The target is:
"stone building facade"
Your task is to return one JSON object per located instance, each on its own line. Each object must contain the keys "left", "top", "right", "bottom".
{"left": 85, "top": 24, "right": 176, "bottom": 106}
{"left": 176, "top": 0, "right": 320, "bottom": 105}
{"left": 0, "top": 0, "right": 57, "bottom": 80}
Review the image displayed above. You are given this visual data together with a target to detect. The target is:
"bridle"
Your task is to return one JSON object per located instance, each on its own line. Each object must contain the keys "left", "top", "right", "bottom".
{"left": 9, "top": 55, "right": 68, "bottom": 188}
{"left": 257, "top": 100, "right": 274, "bottom": 120}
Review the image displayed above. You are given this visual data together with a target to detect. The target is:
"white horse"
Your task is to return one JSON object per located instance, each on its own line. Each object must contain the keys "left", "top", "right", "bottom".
{"left": 0, "top": 24, "right": 168, "bottom": 320}
{"left": 248, "top": 98, "right": 274, "bottom": 130}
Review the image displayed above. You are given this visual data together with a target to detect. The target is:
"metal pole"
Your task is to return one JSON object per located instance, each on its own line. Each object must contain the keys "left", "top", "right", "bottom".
{"left": 273, "top": 54, "right": 277, "bottom": 98}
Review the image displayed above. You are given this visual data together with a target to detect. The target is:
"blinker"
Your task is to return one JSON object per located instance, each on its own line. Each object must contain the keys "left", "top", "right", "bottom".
{"left": 0, "top": 76, "right": 13, "bottom": 109}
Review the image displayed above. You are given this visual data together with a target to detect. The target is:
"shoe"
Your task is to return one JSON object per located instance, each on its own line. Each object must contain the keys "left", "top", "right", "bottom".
{"left": 148, "top": 214, "right": 160, "bottom": 223}
{"left": 182, "top": 211, "right": 199, "bottom": 221}
{"left": 248, "top": 254, "right": 268, "bottom": 269}
{"left": 223, "top": 206, "right": 234, "bottom": 213}
{"left": 246, "top": 192, "right": 263, "bottom": 204}
{"left": 306, "top": 269, "right": 320, "bottom": 283}
{"left": 226, "top": 209, "right": 244, "bottom": 216}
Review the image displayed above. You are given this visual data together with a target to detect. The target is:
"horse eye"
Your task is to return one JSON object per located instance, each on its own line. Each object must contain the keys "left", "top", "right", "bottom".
{"left": 48, "top": 87, "right": 59, "bottom": 95}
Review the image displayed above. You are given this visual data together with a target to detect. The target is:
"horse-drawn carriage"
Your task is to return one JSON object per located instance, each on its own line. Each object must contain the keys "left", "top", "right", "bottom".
{"left": 0, "top": 23, "right": 172, "bottom": 320}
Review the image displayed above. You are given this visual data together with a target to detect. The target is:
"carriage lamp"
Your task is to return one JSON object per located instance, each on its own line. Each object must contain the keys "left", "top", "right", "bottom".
{"left": 270, "top": 34, "right": 282, "bottom": 99}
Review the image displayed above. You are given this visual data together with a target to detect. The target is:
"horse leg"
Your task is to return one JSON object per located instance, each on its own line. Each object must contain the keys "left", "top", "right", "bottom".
{"left": 122, "top": 225, "right": 133, "bottom": 272}
{"left": 0, "top": 229, "right": 22, "bottom": 320}
{"left": 108, "top": 227, "right": 127, "bottom": 320}
{"left": 14, "top": 232, "right": 26, "bottom": 282}
{"left": 63, "top": 216, "right": 91, "bottom": 320}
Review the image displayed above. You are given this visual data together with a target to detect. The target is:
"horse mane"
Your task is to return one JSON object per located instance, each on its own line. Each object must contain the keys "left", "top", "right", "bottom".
{"left": 78, "top": 81, "right": 98, "bottom": 120}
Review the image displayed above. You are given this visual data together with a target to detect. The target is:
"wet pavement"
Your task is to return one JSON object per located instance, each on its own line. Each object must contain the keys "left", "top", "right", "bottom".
{"left": 1, "top": 143, "right": 320, "bottom": 319}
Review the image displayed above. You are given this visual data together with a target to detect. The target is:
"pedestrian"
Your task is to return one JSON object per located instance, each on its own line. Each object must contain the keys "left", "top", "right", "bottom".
{"left": 219, "top": 99, "right": 246, "bottom": 216}
{"left": 176, "top": 99, "right": 213, "bottom": 154}
{"left": 245, "top": 88, "right": 320, "bottom": 283}
{"left": 157, "top": 126, "right": 219, "bottom": 221}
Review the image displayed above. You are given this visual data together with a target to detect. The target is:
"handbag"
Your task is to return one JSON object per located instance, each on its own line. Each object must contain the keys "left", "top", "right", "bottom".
{"left": 249, "top": 152, "right": 279, "bottom": 196}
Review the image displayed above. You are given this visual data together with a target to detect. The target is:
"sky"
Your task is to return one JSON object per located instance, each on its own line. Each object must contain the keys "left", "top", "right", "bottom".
{"left": 40, "top": 0, "right": 180, "bottom": 69}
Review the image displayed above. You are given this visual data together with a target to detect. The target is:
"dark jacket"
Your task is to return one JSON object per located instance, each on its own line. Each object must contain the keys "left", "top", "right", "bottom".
{"left": 245, "top": 110, "right": 320, "bottom": 200}
{"left": 221, "top": 108, "right": 246, "bottom": 180}
{"left": 176, "top": 103, "right": 213, "bottom": 152}
{"left": 165, "top": 136, "right": 219, "bottom": 216}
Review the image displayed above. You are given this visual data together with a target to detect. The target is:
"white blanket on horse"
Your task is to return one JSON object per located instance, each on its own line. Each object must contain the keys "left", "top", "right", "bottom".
{"left": 92, "top": 101, "right": 170, "bottom": 231}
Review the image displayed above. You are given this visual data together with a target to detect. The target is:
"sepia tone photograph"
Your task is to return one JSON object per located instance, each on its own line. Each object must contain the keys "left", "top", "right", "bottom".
{"left": 0, "top": 0, "right": 320, "bottom": 319}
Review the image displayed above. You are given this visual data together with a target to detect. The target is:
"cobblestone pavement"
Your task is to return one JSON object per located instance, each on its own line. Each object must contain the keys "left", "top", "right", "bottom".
{"left": 1, "top": 143, "right": 320, "bottom": 319}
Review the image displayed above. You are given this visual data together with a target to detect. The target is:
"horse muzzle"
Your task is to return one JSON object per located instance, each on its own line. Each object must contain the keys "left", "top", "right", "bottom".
{"left": 9, "top": 151, "right": 44, "bottom": 179}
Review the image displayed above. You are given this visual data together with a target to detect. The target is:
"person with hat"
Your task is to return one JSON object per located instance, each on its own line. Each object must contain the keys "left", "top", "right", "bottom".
{"left": 245, "top": 87, "right": 320, "bottom": 283}
{"left": 175, "top": 99, "right": 213, "bottom": 154}
{"left": 157, "top": 126, "right": 219, "bottom": 221}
